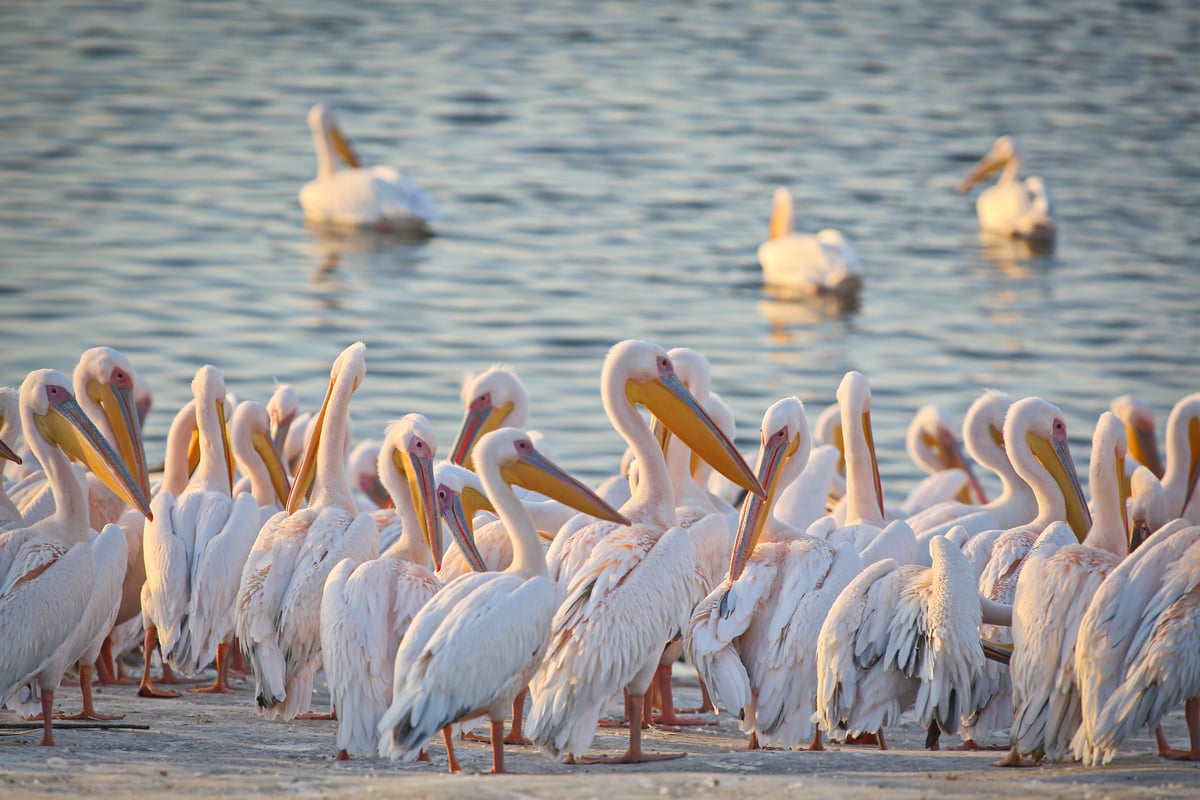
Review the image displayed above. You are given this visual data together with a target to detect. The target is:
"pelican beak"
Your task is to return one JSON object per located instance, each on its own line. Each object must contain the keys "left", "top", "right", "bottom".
{"left": 934, "top": 426, "right": 988, "bottom": 505}
{"left": 628, "top": 372, "right": 764, "bottom": 498}
{"left": 1126, "top": 421, "right": 1164, "bottom": 480}
{"left": 832, "top": 421, "right": 846, "bottom": 476}
{"left": 501, "top": 446, "right": 629, "bottom": 526}
{"left": 86, "top": 373, "right": 151, "bottom": 504}
{"left": 0, "top": 436, "right": 20, "bottom": 464}
{"left": 394, "top": 445, "right": 441, "bottom": 570}
{"left": 980, "top": 638, "right": 1013, "bottom": 665}
{"left": 862, "top": 410, "right": 885, "bottom": 517}
{"left": 650, "top": 415, "right": 673, "bottom": 455}
{"left": 768, "top": 198, "right": 788, "bottom": 241}
{"left": 250, "top": 426, "right": 291, "bottom": 508}
{"left": 1027, "top": 429, "right": 1092, "bottom": 541}
{"left": 329, "top": 123, "right": 361, "bottom": 169}
{"left": 36, "top": 394, "right": 152, "bottom": 519}
{"left": 216, "top": 398, "right": 236, "bottom": 493}
{"left": 359, "top": 473, "right": 391, "bottom": 509}
{"left": 287, "top": 375, "right": 336, "bottom": 514}
{"left": 1117, "top": 446, "right": 1132, "bottom": 536}
{"left": 449, "top": 398, "right": 514, "bottom": 471}
{"left": 187, "top": 428, "right": 201, "bottom": 478}
{"left": 727, "top": 428, "right": 795, "bottom": 582}
{"left": 436, "top": 482, "right": 490, "bottom": 574}
{"left": 957, "top": 152, "right": 1005, "bottom": 194}
{"left": 271, "top": 411, "right": 296, "bottom": 462}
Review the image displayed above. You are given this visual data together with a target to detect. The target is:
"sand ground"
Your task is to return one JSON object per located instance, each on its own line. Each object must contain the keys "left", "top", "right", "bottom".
{"left": 1, "top": 666, "right": 1196, "bottom": 799}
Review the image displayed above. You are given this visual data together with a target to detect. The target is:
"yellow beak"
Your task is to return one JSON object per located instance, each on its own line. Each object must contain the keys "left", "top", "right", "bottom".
{"left": 86, "top": 377, "right": 151, "bottom": 504}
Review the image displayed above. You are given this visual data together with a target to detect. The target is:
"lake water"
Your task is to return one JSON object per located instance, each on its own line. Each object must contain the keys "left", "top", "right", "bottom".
{"left": 2, "top": 1, "right": 1197, "bottom": 501}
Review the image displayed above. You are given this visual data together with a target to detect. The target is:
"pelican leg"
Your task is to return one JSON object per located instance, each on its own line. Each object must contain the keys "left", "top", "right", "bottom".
{"left": 228, "top": 637, "right": 249, "bottom": 679}
{"left": 808, "top": 725, "right": 825, "bottom": 751}
{"left": 96, "top": 637, "right": 137, "bottom": 685}
{"left": 38, "top": 688, "right": 56, "bottom": 747}
{"left": 189, "top": 641, "right": 235, "bottom": 693}
{"left": 1159, "top": 698, "right": 1200, "bottom": 761}
{"left": 335, "top": 749, "right": 350, "bottom": 761}
{"left": 576, "top": 692, "right": 686, "bottom": 764}
{"left": 993, "top": 744, "right": 1037, "bottom": 767}
{"left": 677, "top": 674, "right": 715, "bottom": 714}
{"left": 503, "top": 689, "right": 533, "bottom": 745}
{"left": 442, "top": 726, "right": 462, "bottom": 773}
{"left": 490, "top": 719, "right": 506, "bottom": 773}
{"left": 948, "top": 737, "right": 1008, "bottom": 751}
{"left": 747, "top": 732, "right": 761, "bottom": 750}
{"left": 137, "top": 627, "right": 180, "bottom": 698}
{"left": 650, "top": 664, "right": 715, "bottom": 726}
{"left": 62, "top": 664, "right": 124, "bottom": 721}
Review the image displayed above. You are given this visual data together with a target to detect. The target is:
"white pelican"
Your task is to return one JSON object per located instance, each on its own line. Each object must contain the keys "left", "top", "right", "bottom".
{"left": 812, "top": 534, "right": 984, "bottom": 749}
{"left": 957, "top": 135, "right": 1057, "bottom": 242}
{"left": 229, "top": 400, "right": 291, "bottom": 523}
{"left": 266, "top": 383, "right": 300, "bottom": 463}
{"left": 378, "top": 427, "right": 629, "bottom": 773}
{"left": 898, "top": 405, "right": 987, "bottom": 518}
{"left": 347, "top": 438, "right": 388, "bottom": 510}
{"left": 447, "top": 365, "right": 530, "bottom": 471}
{"left": 1001, "top": 412, "right": 1132, "bottom": 766}
{"left": 300, "top": 103, "right": 439, "bottom": 234}
{"left": 757, "top": 188, "right": 862, "bottom": 296}
{"left": 529, "top": 339, "right": 763, "bottom": 764}
{"left": 1074, "top": 521, "right": 1200, "bottom": 765}
{"left": 236, "top": 342, "right": 380, "bottom": 720}
{"left": 1110, "top": 394, "right": 1164, "bottom": 478}
{"left": 0, "top": 369, "right": 151, "bottom": 745}
{"left": 908, "top": 390, "right": 1038, "bottom": 548}
{"left": 687, "top": 396, "right": 863, "bottom": 750}
{"left": 1159, "top": 392, "right": 1200, "bottom": 523}
{"left": 321, "top": 414, "right": 442, "bottom": 761}
{"left": 142, "top": 366, "right": 261, "bottom": 695}
{"left": 957, "top": 396, "right": 1092, "bottom": 750}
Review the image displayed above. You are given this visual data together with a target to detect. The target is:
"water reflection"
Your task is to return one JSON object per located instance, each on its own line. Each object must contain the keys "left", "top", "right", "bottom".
{"left": 977, "top": 233, "right": 1056, "bottom": 279}
{"left": 757, "top": 289, "right": 860, "bottom": 343}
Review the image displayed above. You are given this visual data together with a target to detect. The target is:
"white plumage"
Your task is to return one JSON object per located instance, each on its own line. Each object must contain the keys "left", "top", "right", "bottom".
{"left": 757, "top": 188, "right": 862, "bottom": 296}
{"left": 957, "top": 135, "right": 1057, "bottom": 241}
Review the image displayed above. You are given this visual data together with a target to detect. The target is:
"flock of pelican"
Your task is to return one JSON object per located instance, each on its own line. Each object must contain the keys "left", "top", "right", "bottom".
{"left": 0, "top": 339, "right": 1197, "bottom": 774}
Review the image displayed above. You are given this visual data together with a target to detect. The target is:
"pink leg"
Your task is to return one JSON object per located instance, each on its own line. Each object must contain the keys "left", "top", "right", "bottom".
{"left": 1160, "top": 697, "right": 1200, "bottom": 761}
{"left": 576, "top": 692, "right": 686, "bottom": 764}
{"left": 63, "top": 664, "right": 124, "bottom": 720}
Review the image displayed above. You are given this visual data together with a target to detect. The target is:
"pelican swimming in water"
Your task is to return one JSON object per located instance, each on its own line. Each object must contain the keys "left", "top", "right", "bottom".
{"left": 0, "top": 370, "right": 151, "bottom": 745}
{"left": 529, "top": 339, "right": 763, "bottom": 764}
{"left": 236, "top": 342, "right": 379, "bottom": 720}
{"left": 321, "top": 414, "right": 442, "bottom": 761}
{"left": 757, "top": 188, "right": 862, "bottom": 297}
{"left": 300, "top": 103, "right": 439, "bottom": 234}
{"left": 687, "top": 396, "right": 863, "bottom": 750}
{"left": 378, "top": 427, "right": 629, "bottom": 773}
{"left": 957, "top": 135, "right": 1057, "bottom": 242}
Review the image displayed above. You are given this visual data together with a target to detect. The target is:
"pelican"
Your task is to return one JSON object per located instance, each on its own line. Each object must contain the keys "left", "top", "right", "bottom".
{"left": 321, "top": 414, "right": 442, "bottom": 760}
{"left": 1159, "top": 392, "right": 1200, "bottom": 523}
{"left": 0, "top": 369, "right": 151, "bottom": 745}
{"left": 957, "top": 396, "right": 1092, "bottom": 750}
{"left": 529, "top": 339, "right": 763, "bottom": 764}
{"left": 1001, "top": 412, "right": 1133, "bottom": 766}
{"left": 266, "top": 383, "right": 300, "bottom": 463}
{"left": 300, "top": 103, "right": 439, "bottom": 234}
{"left": 812, "top": 533, "right": 984, "bottom": 749}
{"left": 348, "top": 438, "right": 388, "bottom": 510}
{"left": 957, "top": 135, "right": 1056, "bottom": 242}
{"left": 229, "top": 400, "right": 291, "bottom": 523}
{"left": 687, "top": 396, "right": 863, "bottom": 750}
{"left": 897, "top": 405, "right": 987, "bottom": 518}
{"left": 1110, "top": 394, "right": 1164, "bottom": 478}
{"left": 142, "top": 366, "right": 262, "bottom": 696}
{"left": 378, "top": 427, "right": 629, "bottom": 773}
{"left": 757, "top": 187, "right": 862, "bottom": 296}
{"left": 236, "top": 342, "right": 379, "bottom": 720}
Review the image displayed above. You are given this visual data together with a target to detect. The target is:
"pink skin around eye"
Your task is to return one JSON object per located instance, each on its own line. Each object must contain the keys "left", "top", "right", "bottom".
{"left": 109, "top": 367, "right": 134, "bottom": 391}
{"left": 46, "top": 385, "right": 69, "bottom": 404}
{"left": 469, "top": 393, "right": 492, "bottom": 413}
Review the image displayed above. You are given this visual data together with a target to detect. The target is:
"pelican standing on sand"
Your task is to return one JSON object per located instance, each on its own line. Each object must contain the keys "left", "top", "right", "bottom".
{"left": 957, "top": 135, "right": 1057, "bottom": 242}
{"left": 300, "top": 103, "right": 439, "bottom": 234}
{"left": 378, "top": 427, "right": 629, "bottom": 773}
{"left": 321, "top": 414, "right": 442, "bottom": 761}
{"left": 757, "top": 188, "right": 862, "bottom": 296}
{"left": 0, "top": 370, "right": 151, "bottom": 745}
{"left": 237, "top": 342, "right": 379, "bottom": 720}
{"left": 528, "top": 339, "right": 763, "bottom": 764}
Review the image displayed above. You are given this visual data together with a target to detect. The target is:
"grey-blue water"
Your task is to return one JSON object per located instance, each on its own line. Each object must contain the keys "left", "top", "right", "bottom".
{"left": 2, "top": 1, "right": 1198, "bottom": 500}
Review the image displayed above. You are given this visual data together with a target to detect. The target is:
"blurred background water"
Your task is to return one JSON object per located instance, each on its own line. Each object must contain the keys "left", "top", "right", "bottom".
{"left": 1, "top": 0, "right": 1197, "bottom": 501}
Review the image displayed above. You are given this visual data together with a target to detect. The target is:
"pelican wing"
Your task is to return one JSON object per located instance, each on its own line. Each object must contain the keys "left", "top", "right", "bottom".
{"left": 142, "top": 491, "right": 195, "bottom": 669}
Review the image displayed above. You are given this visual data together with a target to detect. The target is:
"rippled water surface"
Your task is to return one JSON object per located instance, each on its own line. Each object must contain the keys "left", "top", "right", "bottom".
{"left": 2, "top": 1, "right": 1198, "bottom": 497}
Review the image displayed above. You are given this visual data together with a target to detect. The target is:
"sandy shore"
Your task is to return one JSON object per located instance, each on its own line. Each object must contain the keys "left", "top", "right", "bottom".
{"left": 1, "top": 668, "right": 1196, "bottom": 799}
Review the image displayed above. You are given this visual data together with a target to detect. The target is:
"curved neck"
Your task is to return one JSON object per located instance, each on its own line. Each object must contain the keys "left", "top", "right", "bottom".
{"left": 1161, "top": 402, "right": 1200, "bottom": 516}
{"left": 1082, "top": 445, "right": 1127, "bottom": 556}
{"left": 192, "top": 398, "right": 229, "bottom": 496}
{"left": 312, "top": 123, "right": 337, "bottom": 179}
{"left": 842, "top": 411, "right": 883, "bottom": 526}
{"left": 311, "top": 384, "right": 357, "bottom": 516}
{"left": 610, "top": 392, "right": 675, "bottom": 531}
{"left": 23, "top": 409, "right": 89, "bottom": 543}
{"left": 1011, "top": 440, "right": 1066, "bottom": 527}
{"left": 161, "top": 402, "right": 195, "bottom": 498}
{"left": 479, "top": 459, "right": 545, "bottom": 578}
{"left": 381, "top": 472, "right": 425, "bottom": 562}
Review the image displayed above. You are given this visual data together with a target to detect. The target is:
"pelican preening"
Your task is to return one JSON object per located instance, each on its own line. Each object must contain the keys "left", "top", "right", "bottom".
{"left": 300, "top": 104, "right": 440, "bottom": 235}
{"left": 757, "top": 188, "right": 863, "bottom": 297}
{"left": 957, "top": 136, "right": 1057, "bottom": 243}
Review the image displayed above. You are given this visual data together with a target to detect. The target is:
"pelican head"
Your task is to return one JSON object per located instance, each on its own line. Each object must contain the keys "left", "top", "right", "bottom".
{"left": 1005, "top": 396, "right": 1091, "bottom": 540}
{"left": 1128, "top": 465, "right": 1168, "bottom": 552}
{"left": 267, "top": 382, "right": 300, "bottom": 461}
{"left": 957, "top": 135, "right": 1023, "bottom": 193}
{"left": 449, "top": 365, "right": 529, "bottom": 471}
{"left": 728, "top": 397, "right": 810, "bottom": 582}
{"left": 349, "top": 439, "right": 389, "bottom": 508}
{"left": 651, "top": 346, "right": 716, "bottom": 458}
{"left": 1109, "top": 394, "right": 1163, "bottom": 479}
{"left": 607, "top": 339, "right": 764, "bottom": 498}
{"left": 837, "top": 370, "right": 884, "bottom": 518}
{"left": 475, "top": 427, "right": 629, "bottom": 527}
{"left": 192, "top": 365, "right": 236, "bottom": 492}
{"left": 908, "top": 404, "right": 986, "bottom": 504}
{"left": 230, "top": 400, "right": 290, "bottom": 508}
{"left": 287, "top": 342, "right": 366, "bottom": 513}
{"left": 433, "top": 461, "right": 491, "bottom": 573}
{"left": 73, "top": 347, "right": 152, "bottom": 504}
{"left": 308, "top": 103, "right": 361, "bottom": 172}
{"left": 22, "top": 369, "right": 152, "bottom": 519}
{"left": 380, "top": 414, "right": 442, "bottom": 569}
{"left": 962, "top": 389, "right": 1013, "bottom": 469}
